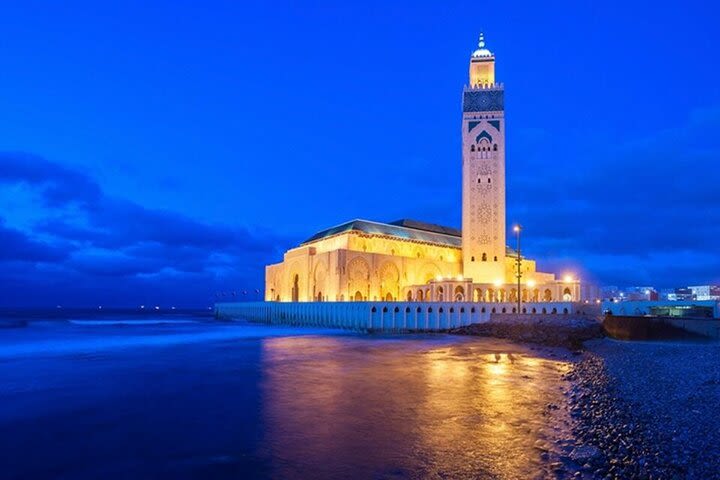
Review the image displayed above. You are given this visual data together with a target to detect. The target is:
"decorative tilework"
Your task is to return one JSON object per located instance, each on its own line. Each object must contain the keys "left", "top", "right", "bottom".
{"left": 463, "top": 90, "right": 504, "bottom": 112}
{"left": 475, "top": 130, "right": 493, "bottom": 144}
{"left": 488, "top": 120, "right": 500, "bottom": 130}
{"left": 468, "top": 120, "right": 482, "bottom": 132}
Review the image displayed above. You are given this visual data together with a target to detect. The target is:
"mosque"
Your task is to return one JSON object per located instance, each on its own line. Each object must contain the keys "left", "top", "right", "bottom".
{"left": 265, "top": 35, "right": 580, "bottom": 304}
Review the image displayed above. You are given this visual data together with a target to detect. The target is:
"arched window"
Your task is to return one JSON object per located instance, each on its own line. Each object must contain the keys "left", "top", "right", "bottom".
{"left": 482, "top": 253, "right": 487, "bottom": 261}
{"left": 382, "top": 306, "right": 388, "bottom": 313}
{"left": 488, "top": 178, "right": 491, "bottom": 184}
{"left": 449, "top": 307, "right": 454, "bottom": 313}
{"left": 371, "top": 306, "right": 377, "bottom": 313}
{"left": 471, "top": 256, "right": 475, "bottom": 262}
{"left": 481, "top": 307, "right": 486, "bottom": 313}
{"left": 471, "top": 145, "right": 475, "bottom": 152}
{"left": 405, "top": 307, "right": 410, "bottom": 313}
{"left": 394, "top": 306, "right": 399, "bottom": 313}
{"left": 493, "top": 144, "right": 498, "bottom": 151}
{"left": 493, "top": 256, "right": 498, "bottom": 261}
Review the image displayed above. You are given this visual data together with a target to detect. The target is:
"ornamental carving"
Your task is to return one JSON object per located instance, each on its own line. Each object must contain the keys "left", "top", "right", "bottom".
{"left": 463, "top": 90, "right": 504, "bottom": 112}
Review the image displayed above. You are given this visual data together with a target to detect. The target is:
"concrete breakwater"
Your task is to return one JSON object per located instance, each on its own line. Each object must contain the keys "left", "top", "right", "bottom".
{"left": 451, "top": 314, "right": 603, "bottom": 348}
{"left": 214, "top": 301, "right": 593, "bottom": 332}
{"left": 603, "top": 314, "right": 720, "bottom": 340}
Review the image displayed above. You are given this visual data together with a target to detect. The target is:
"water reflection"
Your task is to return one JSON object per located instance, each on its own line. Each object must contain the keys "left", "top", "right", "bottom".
{"left": 260, "top": 335, "right": 572, "bottom": 479}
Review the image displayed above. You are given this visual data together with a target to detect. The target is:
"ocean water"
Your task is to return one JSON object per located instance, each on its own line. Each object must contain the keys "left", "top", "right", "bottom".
{"left": 0, "top": 312, "right": 575, "bottom": 479}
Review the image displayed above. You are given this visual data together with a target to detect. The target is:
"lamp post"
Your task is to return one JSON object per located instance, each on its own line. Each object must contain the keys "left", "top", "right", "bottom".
{"left": 513, "top": 225, "right": 522, "bottom": 314}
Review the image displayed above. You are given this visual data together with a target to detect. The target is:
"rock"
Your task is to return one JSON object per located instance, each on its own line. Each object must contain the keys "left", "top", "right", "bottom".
{"left": 571, "top": 445, "right": 602, "bottom": 463}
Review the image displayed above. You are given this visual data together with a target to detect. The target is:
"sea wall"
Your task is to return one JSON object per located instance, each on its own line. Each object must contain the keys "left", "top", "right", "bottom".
{"left": 603, "top": 315, "right": 720, "bottom": 340}
{"left": 214, "top": 301, "right": 588, "bottom": 332}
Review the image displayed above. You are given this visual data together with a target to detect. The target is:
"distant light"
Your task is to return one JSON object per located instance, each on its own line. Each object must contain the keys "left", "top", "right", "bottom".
{"left": 513, "top": 225, "right": 521, "bottom": 233}
{"left": 563, "top": 274, "right": 574, "bottom": 283}
{"left": 493, "top": 279, "right": 503, "bottom": 287}
{"left": 527, "top": 280, "right": 536, "bottom": 288}
{"left": 140, "top": 305, "right": 145, "bottom": 309}
{"left": 644, "top": 289, "right": 650, "bottom": 295}
{"left": 436, "top": 275, "right": 443, "bottom": 281}
{"left": 98, "top": 306, "right": 103, "bottom": 309}
{"left": 154, "top": 306, "right": 160, "bottom": 310}
{"left": 595, "top": 299, "right": 601, "bottom": 304}
{"left": 456, "top": 275, "right": 463, "bottom": 281}
{"left": 171, "top": 306, "right": 176, "bottom": 310}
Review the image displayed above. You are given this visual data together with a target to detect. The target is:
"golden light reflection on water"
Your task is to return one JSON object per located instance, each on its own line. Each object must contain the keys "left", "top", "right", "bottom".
{"left": 260, "top": 335, "right": 572, "bottom": 479}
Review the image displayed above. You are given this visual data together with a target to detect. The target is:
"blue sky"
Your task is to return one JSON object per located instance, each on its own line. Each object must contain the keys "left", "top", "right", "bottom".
{"left": 1, "top": 0, "right": 719, "bottom": 307}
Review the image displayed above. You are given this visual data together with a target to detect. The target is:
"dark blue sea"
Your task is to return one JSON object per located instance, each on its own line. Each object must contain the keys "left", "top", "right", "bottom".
{"left": 0, "top": 310, "right": 576, "bottom": 479}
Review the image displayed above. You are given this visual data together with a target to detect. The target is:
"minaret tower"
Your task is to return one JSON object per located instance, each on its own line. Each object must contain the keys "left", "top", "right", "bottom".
{"left": 461, "top": 33, "right": 506, "bottom": 283}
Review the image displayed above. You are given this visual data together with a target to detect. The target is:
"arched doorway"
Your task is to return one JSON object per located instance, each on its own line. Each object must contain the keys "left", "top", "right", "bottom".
{"left": 385, "top": 292, "right": 394, "bottom": 301}
{"left": 417, "top": 289, "right": 424, "bottom": 302}
{"left": 563, "top": 287, "right": 572, "bottom": 301}
{"left": 454, "top": 285, "right": 465, "bottom": 302}
{"left": 291, "top": 274, "right": 299, "bottom": 302}
{"left": 406, "top": 291, "right": 413, "bottom": 301}
{"left": 436, "top": 286, "right": 444, "bottom": 302}
{"left": 543, "top": 289, "right": 552, "bottom": 302}
{"left": 354, "top": 290, "right": 363, "bottom": 301}
{"left": 474, "top": 288, "right": 483, "bottom": 302}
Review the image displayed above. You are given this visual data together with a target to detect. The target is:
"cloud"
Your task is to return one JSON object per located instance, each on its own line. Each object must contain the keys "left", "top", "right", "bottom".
{"left": 508, "top": 106, "right": 720, "bottom": 286}
{"left": 0, "top": 152, "right": 286, "bottom": 306}
{"left": 0, "top": 153, "right": 102, "bottom": 207}
{"left": 0, "top": 219, "right": 69, "bottom": 263}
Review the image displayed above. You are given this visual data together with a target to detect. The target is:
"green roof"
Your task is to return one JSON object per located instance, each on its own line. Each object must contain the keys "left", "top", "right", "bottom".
{"left": 302, "top": 218, "right": 519, "bottom": 256}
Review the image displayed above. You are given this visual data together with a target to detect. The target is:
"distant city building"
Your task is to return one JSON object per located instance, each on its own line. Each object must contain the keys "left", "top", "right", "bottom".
{"left": 604, "top": 286, "right": 658, "bottom": 302}
{"left": 688, "top": 285, "right": 720, "bottom": 301}
{"left": 264, "top": 35, "right": 582, "bottom": 303}
{"left": 669, "top": 287, "right": 697, "bottom": 301}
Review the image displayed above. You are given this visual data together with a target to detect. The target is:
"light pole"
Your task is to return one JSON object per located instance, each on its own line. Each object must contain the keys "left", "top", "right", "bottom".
{"left": 513, "top": 225, "right": 522, "bottom": 314}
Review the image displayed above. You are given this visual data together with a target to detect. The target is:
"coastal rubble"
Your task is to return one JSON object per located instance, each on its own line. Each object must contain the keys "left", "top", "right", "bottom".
{"left": 564, "top": 340, "right": 720, "bottom": 479}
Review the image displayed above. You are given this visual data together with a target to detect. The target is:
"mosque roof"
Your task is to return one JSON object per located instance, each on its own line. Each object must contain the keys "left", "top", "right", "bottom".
{"left": 301, "top": 218, "right": 519, "bottom": 256}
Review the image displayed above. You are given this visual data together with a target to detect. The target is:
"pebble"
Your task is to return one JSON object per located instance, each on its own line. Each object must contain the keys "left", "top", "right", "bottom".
{"left": 565, "top": 341, "right": 720, "bottom": 479}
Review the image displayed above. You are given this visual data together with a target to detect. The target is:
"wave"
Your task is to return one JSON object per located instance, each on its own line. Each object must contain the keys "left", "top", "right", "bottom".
{"left": 68, "top": 319, "right": 199, "bottom": 326}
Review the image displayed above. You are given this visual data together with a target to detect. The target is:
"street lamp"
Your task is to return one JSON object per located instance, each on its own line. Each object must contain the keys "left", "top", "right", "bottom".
{"left": 513, "top": 225, "right": 522, "bottom": 314}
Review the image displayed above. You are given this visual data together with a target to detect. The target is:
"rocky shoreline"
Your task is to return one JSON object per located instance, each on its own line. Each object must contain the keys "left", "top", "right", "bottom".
{"left": 450, "top": 314, "right": 604, "bottom": 349}
{"left": 562, "top": 340, "right": 720, "bottom": 479}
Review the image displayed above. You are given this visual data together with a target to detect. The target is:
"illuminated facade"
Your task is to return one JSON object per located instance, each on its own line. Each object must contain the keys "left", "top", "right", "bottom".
{"left": 265, "top": 35, "right": 580, "bottom": 303}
